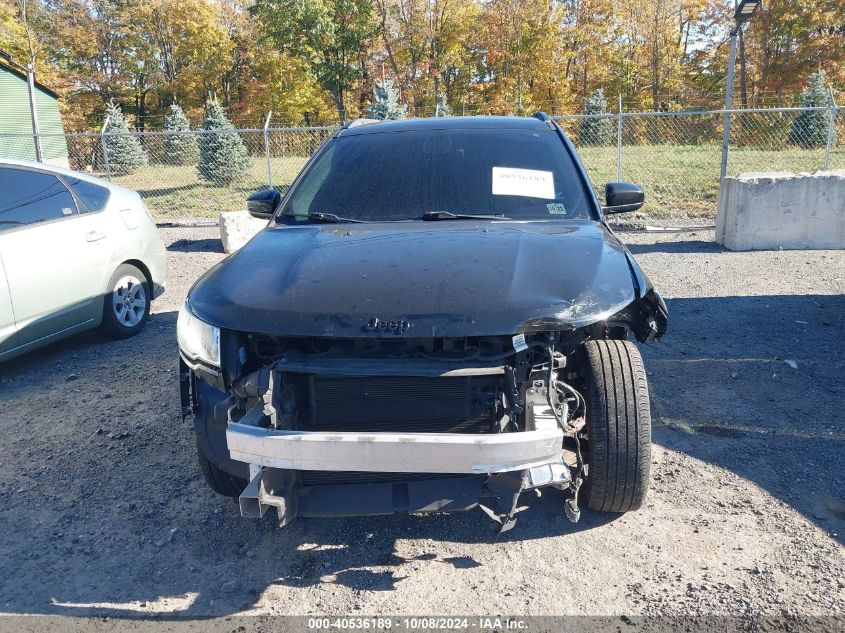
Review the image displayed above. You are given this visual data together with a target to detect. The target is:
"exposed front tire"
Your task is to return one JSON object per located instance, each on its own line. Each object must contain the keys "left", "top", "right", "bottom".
{"left": 581, "top": 339, "right": 651, "bottom": 513}
{"left": 101, "top": 263, "right": 150, "bottom": 339}
{"left": 196, "top": 437, "right": 248, "bottom": 497}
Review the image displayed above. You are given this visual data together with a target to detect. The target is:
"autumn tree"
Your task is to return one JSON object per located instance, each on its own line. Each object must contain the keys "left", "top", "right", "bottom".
{"left": 51, "top": 0, "right": 134, "bottom": 108}
{"left": 135, "top": 0, "right": 234, "bottom": 112}
{"left": 253, "top": 0, "right": 378, "bottom": 121}
{"left": 559, "top": 0, "right": 615, "bottom": 110}
{"left": 736, "top": 0, "right": 844, "bottom": 106}
{"left": 7, "top": 0, "right": 845, "bottom": 130}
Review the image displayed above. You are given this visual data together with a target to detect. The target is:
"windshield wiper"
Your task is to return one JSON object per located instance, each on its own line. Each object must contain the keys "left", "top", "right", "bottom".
{"left": 285, "top": 212, "right": 364, "bottom": 224}
{"left": 420, "top": 211, "right": 509, "bottom": 221}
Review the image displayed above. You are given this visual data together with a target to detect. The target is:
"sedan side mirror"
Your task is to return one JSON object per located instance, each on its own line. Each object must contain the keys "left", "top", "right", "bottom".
{"left": 247, "top": 189, "right": 281, "bottom": 219}
{"left": 603, "top": 182, "right": 645, "bottom": 214}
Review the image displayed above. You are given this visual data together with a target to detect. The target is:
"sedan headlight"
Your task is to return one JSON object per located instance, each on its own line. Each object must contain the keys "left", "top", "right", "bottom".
{"left": 177, "top": 303, "right": 220, "bottom": 367}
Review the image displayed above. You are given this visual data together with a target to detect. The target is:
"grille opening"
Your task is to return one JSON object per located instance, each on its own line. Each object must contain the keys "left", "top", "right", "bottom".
{"left": 279, "top": 373, "right": 502, "bottom": 433}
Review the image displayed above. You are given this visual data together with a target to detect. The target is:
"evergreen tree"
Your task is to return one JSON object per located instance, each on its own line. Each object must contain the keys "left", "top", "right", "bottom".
{"left": 367, "top": 79, "right": 407, "bottom": 120}
{"left": 578, "top": 89, "right": 613, "bottom": 146}
{"left": 164, "top": 104, "right": 199, "bottom": 165}
{"left": 103, "top": 101, "right": 148, "bottom": 175}
{"left": 789, "top": 71, "right": 833, "bottom": 149}
{"left": 435, "top": 90, "right": 451, "bottom": 117}
{"left": 197, "top": 100, "right": 251, "bottom": 185}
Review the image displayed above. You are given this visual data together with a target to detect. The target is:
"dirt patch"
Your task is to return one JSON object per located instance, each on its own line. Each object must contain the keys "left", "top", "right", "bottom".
{"left": 0, "top": 226, "right": 843, "bottom": 623}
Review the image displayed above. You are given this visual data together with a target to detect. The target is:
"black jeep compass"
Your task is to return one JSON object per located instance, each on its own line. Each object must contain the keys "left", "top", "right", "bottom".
{"left": 178, "top": 114, "right": 667, "bottom": 532}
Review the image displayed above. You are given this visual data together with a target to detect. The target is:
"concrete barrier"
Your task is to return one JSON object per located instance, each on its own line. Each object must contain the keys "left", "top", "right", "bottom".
{"left": 219, "top": 211, "right": 268, "bottom": 254}
{"left": 716, "top": 170, "right": 845, "bottom": 251}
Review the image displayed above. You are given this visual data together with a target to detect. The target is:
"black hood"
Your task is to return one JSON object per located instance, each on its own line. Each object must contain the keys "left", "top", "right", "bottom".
{"left": 188, "top": 220, "right": 653, "bottom": 338}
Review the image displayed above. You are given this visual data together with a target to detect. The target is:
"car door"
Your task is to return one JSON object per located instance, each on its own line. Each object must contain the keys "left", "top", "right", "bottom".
{"left": 0, "top": 254, "right": 16, "bottom": 355}
{"left": 0, "top": 166, "right": 112, "bottom": 346}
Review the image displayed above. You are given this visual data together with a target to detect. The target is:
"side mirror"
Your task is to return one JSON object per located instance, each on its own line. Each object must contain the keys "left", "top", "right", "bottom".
{"left": 247, "top": 189, "right": 281, "bottom": 219}
{"left": 603, "top": 182, "right": 645, "bottom": 214}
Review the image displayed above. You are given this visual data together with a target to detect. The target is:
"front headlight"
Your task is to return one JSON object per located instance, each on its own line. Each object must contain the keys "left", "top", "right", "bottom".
{"left": 177, "top": 303, "right": 220, "bottom": 367}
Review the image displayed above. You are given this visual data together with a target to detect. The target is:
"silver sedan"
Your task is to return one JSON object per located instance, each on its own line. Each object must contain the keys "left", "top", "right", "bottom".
{"left": 0, "top": 159, "right": 166, "bottom": 362}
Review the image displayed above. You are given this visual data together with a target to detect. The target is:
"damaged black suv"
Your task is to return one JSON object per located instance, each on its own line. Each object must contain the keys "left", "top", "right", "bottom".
{"left": 178, "top": 114, "right": 667, "bottom": 532}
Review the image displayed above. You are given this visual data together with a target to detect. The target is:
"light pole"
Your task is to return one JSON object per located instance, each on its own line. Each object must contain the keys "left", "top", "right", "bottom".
{"left": 720, "top": 0, "right": 760, "bottom": 181}
{"left": 0, "top": 51, "right": 43, "bottom": 163}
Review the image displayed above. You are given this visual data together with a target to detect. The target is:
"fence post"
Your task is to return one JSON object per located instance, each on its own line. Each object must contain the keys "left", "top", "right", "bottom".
{"left": 100, "top": 115, "right": 112, "bottom": 181}
{"left": 264, "top": 111, "right": 273, "bottom": 189}
{"left": 616, "top": 95, "right": 623, "bottom": 181}
{"left": 824, "top": 88, "right": 837, "bottom": 171}
{"left": 25, "top": 64, "right": 43, "bottom": 163}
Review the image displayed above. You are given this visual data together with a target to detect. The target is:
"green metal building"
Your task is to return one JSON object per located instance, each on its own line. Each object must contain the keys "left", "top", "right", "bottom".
{"left": 0, "top": 54, "right": 69, "bottom": 167}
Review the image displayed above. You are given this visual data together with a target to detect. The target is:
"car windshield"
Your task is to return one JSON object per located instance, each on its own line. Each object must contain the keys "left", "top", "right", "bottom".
{"left": 279, "top": 127, "right": 594, "bottom": 223}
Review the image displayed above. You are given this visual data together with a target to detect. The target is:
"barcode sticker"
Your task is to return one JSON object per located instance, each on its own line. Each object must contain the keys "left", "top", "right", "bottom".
{"left": 512, "top": 333, "right": 528, "bottom": 352}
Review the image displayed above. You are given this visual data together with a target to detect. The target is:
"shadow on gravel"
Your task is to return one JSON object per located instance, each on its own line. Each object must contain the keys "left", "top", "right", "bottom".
{"left": 0, "top": 310, "right": 176, "bottom": 383}
{"left": 11, "top": 485, "right": 619, "bottom": 619}
{"left": 1, "top": 290, "right": 843, "bottom": 619}
{"left": 0, "top": 301, "right": 619, "bottom": 619}
{"left": 624, "top": 240, "right": 725, "bottom": 255}
{"left": 167, "top": 238, "right": 225, "bottom": 253}
{"left": 646, "top": 293, "right": 845, "bottom": 546}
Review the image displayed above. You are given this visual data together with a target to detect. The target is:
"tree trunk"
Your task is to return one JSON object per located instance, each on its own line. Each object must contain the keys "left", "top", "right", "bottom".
{"left": 376, "top": 0, "right": 401, "bottom": 79}
{"left": 334, "top": 91, "right": 346, "bottom": 122}
{"left": 137, "top": 89, "right": 148, "bottom": 132}
{"left": 651, "top": 5, "right": 660, "bottom": 113}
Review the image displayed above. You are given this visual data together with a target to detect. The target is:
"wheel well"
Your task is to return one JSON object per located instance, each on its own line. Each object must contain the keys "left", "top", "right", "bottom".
{"left": 121, "top": 259, "right": 154, "bottom": 295}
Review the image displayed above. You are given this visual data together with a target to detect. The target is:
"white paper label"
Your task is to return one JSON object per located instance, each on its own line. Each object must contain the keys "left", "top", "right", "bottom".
{"left": 512, "top": 333, "right": 528, "bottom": 352}
{"left": 492, "top": 167, "right": 555, "bottom": 199}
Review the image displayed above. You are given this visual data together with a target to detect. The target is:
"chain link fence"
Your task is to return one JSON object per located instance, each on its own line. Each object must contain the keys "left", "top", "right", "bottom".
{"left": 0, "top": 106, "right": 841, "bottom": 219}
{"left": 52, "top": 127, "right": 335, "bottom": 219}
{"left": 555, "top": 105, "right": 843, "bottom": 217}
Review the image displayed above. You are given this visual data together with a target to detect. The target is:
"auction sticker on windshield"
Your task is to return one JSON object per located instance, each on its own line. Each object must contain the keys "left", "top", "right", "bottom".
{"left": 492, "top": 167, "right": 555, "bottom": 199}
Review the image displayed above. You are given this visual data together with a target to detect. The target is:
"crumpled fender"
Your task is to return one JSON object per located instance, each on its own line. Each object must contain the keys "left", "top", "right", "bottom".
{"left": 620, "top": 249, "right": 669, "bottom": 342}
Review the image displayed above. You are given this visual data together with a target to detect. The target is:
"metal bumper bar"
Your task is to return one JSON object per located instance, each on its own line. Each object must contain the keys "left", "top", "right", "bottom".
{"left": 226, "top": 423, "right": 564, "bottom": 474}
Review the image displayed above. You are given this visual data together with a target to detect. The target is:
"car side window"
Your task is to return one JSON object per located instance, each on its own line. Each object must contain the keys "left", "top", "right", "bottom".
{"left": 63, "top": 177, "right": 110, "bottom": 213}
{"left": 0, "top": 167, "right": 78, "bottom": 232}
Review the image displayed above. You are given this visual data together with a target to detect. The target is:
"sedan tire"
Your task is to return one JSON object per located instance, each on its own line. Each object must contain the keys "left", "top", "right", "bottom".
{"left": 101, "top": 263, "right": 151, "bottom": 339}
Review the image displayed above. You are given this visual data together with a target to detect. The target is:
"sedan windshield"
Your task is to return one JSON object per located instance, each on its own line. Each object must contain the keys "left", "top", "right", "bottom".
{"left": 279, "top": 127, "right": 594, "bottom": 223}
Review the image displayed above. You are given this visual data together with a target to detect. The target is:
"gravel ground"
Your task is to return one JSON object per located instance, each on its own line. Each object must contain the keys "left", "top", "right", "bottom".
{"left": 0, "top": 225, "right": 843, "bottom": 627}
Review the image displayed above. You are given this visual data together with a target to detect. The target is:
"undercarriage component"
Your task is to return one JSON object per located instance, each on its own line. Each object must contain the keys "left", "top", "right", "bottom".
{"left": 239, "top": 466, "right": 485, "bottom": 526}
{"left": 239, "top": 466, "right": 298, "bottom": 527}
{"left": 479, "top": 459, "right": 573, "bottom": 537}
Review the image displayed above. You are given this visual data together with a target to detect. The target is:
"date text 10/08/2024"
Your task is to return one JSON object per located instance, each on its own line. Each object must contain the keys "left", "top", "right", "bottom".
{"left": 307, "top": 617, "right": 528, "bottom": 630}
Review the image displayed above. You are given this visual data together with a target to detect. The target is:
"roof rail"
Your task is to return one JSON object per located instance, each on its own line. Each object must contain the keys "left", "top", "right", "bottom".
{"left": 532, "top": 112, "right": 551, "bottom": 122}
{"left": 342, "top": 118, "right": 380, "bottom": 130}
